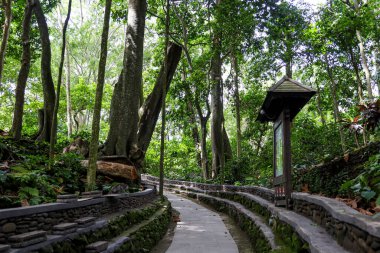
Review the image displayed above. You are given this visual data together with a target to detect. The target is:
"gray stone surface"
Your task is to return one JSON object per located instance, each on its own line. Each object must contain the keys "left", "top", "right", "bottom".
{"left": 52, "top": 227, "right": 77, "bottom": 235}
{"left": 292, "top": 192, "right": 380, "bottom": 238}
{"left": 165, "top": 193, "right": 239, "bottom": 253}
{"left": 85, "top": 241, "right": 108, "bottom": 252}
{"left": 81, "top": 191, "right": 102, "bottom": 199}
{"left": 0, "top": 244, "right": 10, "bottom": 252}
{"left": 195, "top": 192, "right": 278, "bottom": 250}
{"left": 238, "top": 192, "right": 350, "bottom": 253}
{"left": 56, "top": 194, "right": 77, "bottom": 199}
{"left": 10, "top": 236, "right": 46, "bottom": 248}
{"left": 8, "top": 220, "right": 107, "bottom": 253}
{"left": 9, "top": 231, "right": 46, "bottom": 242}
{"left": 75, "top": 217, "right": 96, "bottom": 227}
{"left": 103, "top": 236, "right": 130, "bottom": 253}
{"left": 56, "top": 198, "right": 78, "bottom": 203}
{"left": 53, "top": 223, "right": 77, "bottom": 231}
{"left": 1, "top": 224, "right": 16, "bottom": 234}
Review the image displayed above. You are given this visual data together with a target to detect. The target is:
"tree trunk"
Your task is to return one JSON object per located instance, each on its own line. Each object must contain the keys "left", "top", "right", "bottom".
{"left": 34, "top": 0, "right": 56, "bottom": 142}
{"left": 11, "top": 0, "right": 33, "bottom": 140}
{"left": 87, "top": 0, "right": 112, "bottom": 190}
{"left": 223, "top": 126, "right": 232, "bottom": 161}
{"left": 49, "top": 0, "right": 72, "bottom": 162}
{"left": 65, "top": 40, "right": 73, "bottom": 137}
{"left": 137, "top": 43, "right": 182, "bottom": 154}
{"left": 231, "top": 53, "right": 241, "bottom": 158}
{"left": 325, "top": 54, "right": 346, "bottom": 153}
{"left": 315, "top": 81, "right": 326, "bottom": 126}
{"left": 159, "top": 0, "right": 170, "bottom": 197}
{"left": 285, "top": 62, "right": 292, "bottom": 78}
{"left": 210, "top": 0, "right": 224, "bottom": 179}
{"left": 195, "top": 95, "right": 211, "bottom": 180}
{"left": 182, "top": 68, "right": 201, "bottom": 168}
{"left": 348, "top": 46, "right": 364, "bottom": 103}
{"left": 0, "top": 0, "right": 12, "bottom": 87}
{"left": 374, "top": 50, "right": 380, "bottom": 93}
{"left": 103, "top": 0, "right": 147, "bottom": 159}
{"left": 356, "top": 30, "right": 373, "bottom": 100}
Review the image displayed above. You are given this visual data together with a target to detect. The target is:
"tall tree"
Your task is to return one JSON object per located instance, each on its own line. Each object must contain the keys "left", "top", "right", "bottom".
{"left": 87, "top": 0, "right": 112, "bottom": 190}
{"left": 0, "top": 0, "right": 12, "bottom": 87}
{"left": 65, "top": 41, "right": 73, "bottom": 137}
{"left": 34, "top": 0, "right": 56, "bottom": 142}
{"left": 11, "top": 0, "right": 34, "bottom": 140}
{"left": 266, "top": 1, "right": 307, "bottom": 78}
{"left": 50, "top": 0, "right": 72, "bottom": 161}
{"left": 159, "top": 0, "right": 170, "bottom": 197}
{"left": 210, "top": 0, "right": 225, "bottom": 178}
{"left": 137, "top": 43, "right": 182, "bottom": 154}
{"left": 342, "top": 0, "right": 374, "bottom": 99}
{"left": 103, "top": 0, "right": 147, "bottom": 159}
{"left": 231, "top": 53, "right": 242, "bottom": 158}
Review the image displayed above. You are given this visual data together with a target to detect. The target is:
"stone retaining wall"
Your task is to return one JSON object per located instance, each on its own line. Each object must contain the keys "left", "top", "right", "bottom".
{"left": 0, "top": 189, "right": 157, "bottom": 245}
{"left": 294, "top": 141, "right": 380, "bottom": 197}
{"left": 292, "top": 193, "right": 380, "bottom": 253}
{"left": 142, "top": 175, "right": 274, "bottom": 202}
{"left": 143, "top": 175, "right": 380, "bottom": 253}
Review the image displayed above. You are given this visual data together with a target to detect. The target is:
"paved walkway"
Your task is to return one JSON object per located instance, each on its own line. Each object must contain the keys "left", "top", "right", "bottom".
{"left": 165, "top": 192, "right": 239, "bottom": 253}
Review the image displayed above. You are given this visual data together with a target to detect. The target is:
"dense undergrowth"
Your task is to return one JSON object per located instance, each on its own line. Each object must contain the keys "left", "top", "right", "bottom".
{"left": 0, "top": 137, "right": 86, "bottom": 207}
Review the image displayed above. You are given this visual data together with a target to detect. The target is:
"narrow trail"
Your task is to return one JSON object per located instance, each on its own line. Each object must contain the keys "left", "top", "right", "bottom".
{"left": 165, "top": 192, "right": 239, "bottom": 253}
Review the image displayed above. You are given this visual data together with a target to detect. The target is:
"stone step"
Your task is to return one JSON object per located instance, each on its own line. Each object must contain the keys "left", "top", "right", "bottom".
{"left": 81, "top": 191, "right": 102, "bottom": 199}
{"left": 102, "top": 237, "right": 130, "bottom": 253}
{"left": 85, "top": 241, "right": 108, "bottom": 253}
{"left": 9, "top": 230, "right": 47, "bottom": 248}
{"left": 188, "top": 192, "right": 278, "bottom": 250}
{"left": 56, "top": 194, "right": 78, "bottom": 203}
{"left": 52, "top": 223, "right": 77, "bottom": 235}
{"left": 0, "top": 244, "right": 10, "bottom": 253}
{"left": 56, "top": 194, "right": 77, "bottom": 199}
{"left": 234, "top": 192, "right": 351, "bottom": 253}
{"left": 75, "top": 217, "right": 96, "bottom": 227}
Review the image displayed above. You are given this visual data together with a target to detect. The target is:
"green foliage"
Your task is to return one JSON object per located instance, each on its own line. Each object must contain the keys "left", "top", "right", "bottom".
{"left": 18, "top": 186, "right": 40, "bottom": 205}
{"left": 49, "top": 152, "right": 86, "bottom": 193}
{"left": 340, "top": 154, "right": 380, "bottom": 203}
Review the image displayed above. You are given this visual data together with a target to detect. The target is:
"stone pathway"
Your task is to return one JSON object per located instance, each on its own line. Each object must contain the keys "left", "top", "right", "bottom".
{"left": 165, "top": 193, "right": 239, "bottom": 253}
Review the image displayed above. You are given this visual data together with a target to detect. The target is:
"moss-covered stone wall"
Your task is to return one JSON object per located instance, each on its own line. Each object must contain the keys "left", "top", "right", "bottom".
{"left": 293, "top": 141, "right": 380, "bottom": 197}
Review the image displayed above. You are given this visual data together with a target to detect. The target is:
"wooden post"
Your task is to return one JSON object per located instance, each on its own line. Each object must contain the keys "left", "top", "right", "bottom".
{"left": 283, "top": 108, "right": 292, "bottom": 209}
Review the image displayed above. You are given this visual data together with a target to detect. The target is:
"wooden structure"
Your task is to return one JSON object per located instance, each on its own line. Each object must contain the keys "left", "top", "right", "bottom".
{"left": 257, "top": 76, "right": 316, "bottom": 208}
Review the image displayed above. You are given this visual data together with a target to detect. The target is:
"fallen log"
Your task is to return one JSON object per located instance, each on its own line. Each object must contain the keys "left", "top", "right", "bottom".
{"left": 81, "top": 160, "right": 138, "bottom": 181}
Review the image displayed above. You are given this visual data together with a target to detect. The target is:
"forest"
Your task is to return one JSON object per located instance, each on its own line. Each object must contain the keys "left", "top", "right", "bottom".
{"left": 0, "top": 0, "right": 379, "bottom": 209}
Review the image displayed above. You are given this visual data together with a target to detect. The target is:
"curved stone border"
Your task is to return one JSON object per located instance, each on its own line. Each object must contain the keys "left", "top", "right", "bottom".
{"left": 0, "top": 189, "right": 156, "bottom": 245}
{"left": 292, "top": 192, "right": 380, "bottom": 253}
{"left": 142, "top": 174, "right": 274, "bottom": 201}
{"left": 143, "top": 175, "right": 380, "bottom": 253}
{"left": 174, "top": 189, "right": 278, "bottom": 252}
{"left": 8, "top": 198, "right": 168, "bottom": 253}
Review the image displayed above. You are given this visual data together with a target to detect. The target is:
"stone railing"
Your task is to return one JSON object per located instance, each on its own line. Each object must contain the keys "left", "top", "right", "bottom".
{"left": 142, "top": 174, "right": 274, "bottom": 202}
{"left": 292, "top": 192, "right": 380, "bottom": 253}
{"left": 0, "top": 188, "right": 156, "bottom": 245}
{"left": 143, "top": 175, "right": 380, "bottom": 253}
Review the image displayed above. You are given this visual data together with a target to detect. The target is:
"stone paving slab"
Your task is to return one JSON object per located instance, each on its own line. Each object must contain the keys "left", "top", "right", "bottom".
{"left": 85, "top": 241, "right": 108, "bottom": 253}
{"left": 9, "top": 231, "right": 46, "bottom": 243}
{"left": 238, "top": 192, "right": 351, "bottom": 253}
{"left": 76, "top": 217, "right": 96, "bottom": 227}
{"left": 0, "top": 244, "right": 10, "bottom": 252}
{"left": 53, "top": 223, "right": 77, "bottom": 231}
{"left": 292, "top": 192, "right": 380, "bottom": 238}
{"left": 103, "top": 236, "right": 130, "bottom": 253}
{"left": 165, "top": 192, "right": 239, "bottom": 253}
{"left": 193, "top": 192, "right": 278, "bottom": 250}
